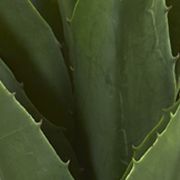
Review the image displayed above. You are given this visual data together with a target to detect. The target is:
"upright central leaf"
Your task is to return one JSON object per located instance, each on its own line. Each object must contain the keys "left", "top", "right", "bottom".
{"left": 70, "top": 0, "right": 176, "bottom": 179}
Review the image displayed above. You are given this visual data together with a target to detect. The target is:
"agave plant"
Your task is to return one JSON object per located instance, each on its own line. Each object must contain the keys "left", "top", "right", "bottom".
{"left": 0, "top": 0, "right": 179, "bottom": 179}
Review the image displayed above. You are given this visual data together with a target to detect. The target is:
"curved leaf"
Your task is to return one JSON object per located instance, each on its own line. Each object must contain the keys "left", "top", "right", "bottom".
{"left": 122, "top": 100, "right": 180, "bottom": 179}
{"left": 126, "top": 104, "right": 180, "bottom": 180}
{"left": 30, "top": 0, "right": 64, "bottom": 43}
{"left": 0, "top": 58, "right": 80, "bottom": 179}
{"left": 30, "top": 0, "right": 75, "bottom": 79}
{"left": 0, "top": 81, "right": 74, "bottom": 180}
{"left": 0, "top": 0, "right": 74, "bottom": 130}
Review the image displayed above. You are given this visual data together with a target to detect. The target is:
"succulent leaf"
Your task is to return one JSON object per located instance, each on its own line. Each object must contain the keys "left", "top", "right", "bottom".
{"left": 125, "top": 103, "right": 180, "bottom": 180}
{"left": 30, "top": 0, "right": 65, "bottom": 43}
{"left": 57, "top": 0, "right": 76, "bottom": 77}
{"left": 0, "top": 81, "right": 74, "bottom": 180}
{"left": 0, "top": 0, "right": 178, "bottom": 179}
{"left": 122, "top": 99, "right": 180, "bottom": 179}
{"left": 70, "top": 0, "right": 176, "bottom": 179}
{"left": 0, "top": 0, "right": 74, "bottom": 130}
{"left": 30, "top": 0, "right": 76, "bottom": 78}
{"left": 0, "top": 58, "right": 80, "bottom": 179}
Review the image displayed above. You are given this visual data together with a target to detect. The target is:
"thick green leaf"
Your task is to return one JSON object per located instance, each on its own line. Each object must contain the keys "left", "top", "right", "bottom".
{"left": 122, "top": 100, "right": 180, "bottom": 179}
{"left": 0, "top": 0, "right": 74, "bottom": 130}
{"left": 134, "top": 100, "right": 180, "bottom": 159}
{"left": 0, "top": 81, "right": 74, "bottom": 180}
{"left": 0, "top": 58, "right": 44, "bottom": 121}
{"left": 0, "top": 58, "right": 80, "bottom": 179}
{"left": 30, "top": 0, "right": 75, "bottom": 79}
{"left": 126, "top": 104, "right": 180, "bottom": 180}
{"left": 30, "top": 0, "right": 64, "bottom": 44}
{"left": 57, "top": 0, "right": 76, "bottom": 70}
{"left": 70, "top": 0, "right": 176, "bottom": 179}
